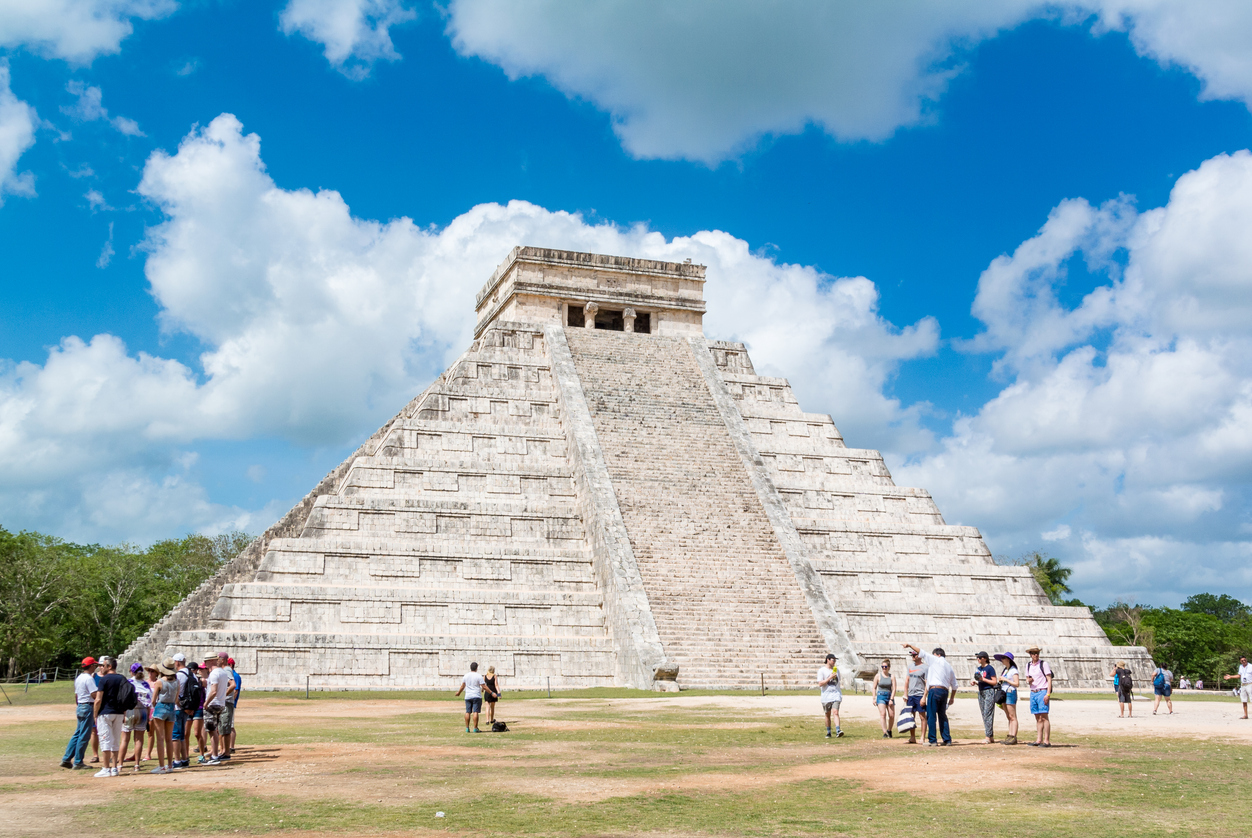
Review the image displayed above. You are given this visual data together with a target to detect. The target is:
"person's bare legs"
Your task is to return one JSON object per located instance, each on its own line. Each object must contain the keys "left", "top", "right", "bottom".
{"left": 90, "top": 727, "right": 99, "bottom": 763}
{"left": 1035, "top": 713, "right": 1050, "bottom": 745}
{"left": 1005, "top": 704, "right": 1018, "bottom": 739}
{"left": 887, "top": 700, "right": 896, "bottom": 733}
{"left": 119, "top": 730, "right": 132, "bottom": 771}
{"left": 131, "top": 731, "right": 145, "bottom": 771}
{"left": 877, "top": 700, "right": 889, "bottom": 735}
{"left": 487, "top": 701, "right": 496, "bottom": 725}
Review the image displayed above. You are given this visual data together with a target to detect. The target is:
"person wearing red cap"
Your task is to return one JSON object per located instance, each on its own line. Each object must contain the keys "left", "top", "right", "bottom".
{"left": 60, "top": 657, "right": 99, "bottom": 769}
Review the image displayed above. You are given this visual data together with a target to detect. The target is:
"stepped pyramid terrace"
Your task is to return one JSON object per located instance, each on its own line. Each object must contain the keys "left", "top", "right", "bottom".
{"left": 124, "top": 247, "right": 1153, "bottom": 690}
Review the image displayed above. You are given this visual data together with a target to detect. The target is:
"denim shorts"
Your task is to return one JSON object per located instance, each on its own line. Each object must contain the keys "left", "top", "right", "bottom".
{"left": 874, "top": 690, "right": 893, "bottom": 706}
{"left": 1030, "top": 690, "right": 1049, "bottom": 715}
{"left": 465, "top": 697, "right": 482, "bottom": 714}
{"left": 153, "top": 703, "right": 176, "bottom": 722}
{"left": 172, "top": 708, "right": 186, "bottom": 740}
{"left": 1003, "top": 689, "right": 1018, "bottom": 705}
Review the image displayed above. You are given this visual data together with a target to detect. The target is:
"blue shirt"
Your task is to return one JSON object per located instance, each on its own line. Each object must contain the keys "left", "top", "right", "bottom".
{"left": 230, "top": 670, "right": 242, "bottom": 706}
{"left": 975, "top": 664, "right": 996, "bottom": 691}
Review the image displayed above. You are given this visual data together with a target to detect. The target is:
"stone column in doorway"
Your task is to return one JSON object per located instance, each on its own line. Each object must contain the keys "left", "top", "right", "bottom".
{"left": 623, "top": 307, "right": 637, "bottom": 332}
{"left": 584, "top": 301, "right": 598, "bottom": 329}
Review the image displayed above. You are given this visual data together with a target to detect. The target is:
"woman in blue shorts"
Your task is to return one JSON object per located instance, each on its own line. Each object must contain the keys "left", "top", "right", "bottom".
{"left": 871, "top": 659, "right": 897, "bottom": 738}
{"left": 992, "top": 652, "right": 1020, "bottom": 745}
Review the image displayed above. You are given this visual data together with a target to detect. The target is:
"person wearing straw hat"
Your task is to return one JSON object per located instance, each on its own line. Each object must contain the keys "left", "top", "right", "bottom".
{"left": 1024, "top": 646, "right": 1053, "bottom": 747}
{"left": 992, "top": 652, "right": 1020, "bottom": 745}
{"left": 149, "top": 658, "right": 178, "bottom": 774}
{"left": 1110, "top": 660, "right": 1134, "bottom": 717}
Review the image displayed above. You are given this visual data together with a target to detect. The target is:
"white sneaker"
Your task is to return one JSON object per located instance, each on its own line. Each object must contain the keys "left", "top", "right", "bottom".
{"left": 109, "top": 768, "right": 118, "bottom": 777}
{"left": 150, "top": 766, "right": 167, "bottom": 774}
{"left": 94, "top": 769, "right": 112, "bottom": 778}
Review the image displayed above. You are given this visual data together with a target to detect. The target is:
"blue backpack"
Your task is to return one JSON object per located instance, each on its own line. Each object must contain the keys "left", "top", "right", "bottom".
{"left": 1153, "top": 669, "right": 1166, "bottom": 689}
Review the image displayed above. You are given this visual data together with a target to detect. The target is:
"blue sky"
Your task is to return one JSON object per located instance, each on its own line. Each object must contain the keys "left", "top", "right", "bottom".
{"left": 2, "top": 1, "right": 1251, "bottom": 607}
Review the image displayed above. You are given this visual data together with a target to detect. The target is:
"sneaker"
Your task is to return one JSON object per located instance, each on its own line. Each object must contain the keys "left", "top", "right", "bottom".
{"left": 473, "top": 728, "right": 482, "bottom": 733}
{"left": 887, "top": 730, "right": 893, "bottom": 738}
{"left": 1040, "top": 743, "right": 1052, "bottom": 748}
{"left": 882, "top": 732, "right": 890, "bottom": 739}
{"left": 206, "top": 758, "right": 221, "bottom": 766}
{"left": 197, "top": 756, "right": 209, "bottom": 765}
{"left": 73, "top": 763, "right": 91, "bottom": 770}
{"left": 110, "top": 768, "right": 119, "bottom": 776}
{"left": 217, "top": 754, "right": 231, "bottom": 761}
{"left": 825, "top": 730, "right": 832, "bottom": 738}
{"left": 940, "top": 741, "right": 952, "bottom": 746}
{"left": 94, "top": 769, "right": 112, "bottom": 778}
{"left": 835, "top": 730, "right": 845, "bottom": 738}
{"left": 60, "top": 759, "right": 73, "bottom": 769}
{"left": 926, "top": 742, "right": 937, "bottom": 747}
{"left": 150, "top": 766, "right": 168, "bottom": 774}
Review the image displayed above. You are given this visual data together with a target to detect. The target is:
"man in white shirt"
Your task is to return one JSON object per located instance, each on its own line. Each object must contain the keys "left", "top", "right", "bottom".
{"left": 455, "top": 662, "right": 486, "bottom": 733}
{"left": 817, "top": 653, "right": 843, "bottom": 738}
{"left": 903, "top": 643, "right": 956, "bottom": 746}
{"left": 204, "top": 653, "right": 236, "bottom": 762}
{"left": 61, "top": 657, "right": 99, "bottom": 769}
{"left": 1222, "top": 655, "right": 1252, "bottom": 719}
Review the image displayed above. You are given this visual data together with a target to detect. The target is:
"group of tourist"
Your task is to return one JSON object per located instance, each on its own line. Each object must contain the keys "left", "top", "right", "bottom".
{"left": 455, "top": 661, "right": 503, "bottom": 732}
{"left": 61, "top": 651, "right": 242, "bottom": 776}
{"left": 818, "top": 645, "right": 1055, "bottom": 746}
{"left": 1111, "top": 654, "right": 1252, "bottom": 720}
{"left": 819, "top": 649, "right": 1252, "bottom": 744}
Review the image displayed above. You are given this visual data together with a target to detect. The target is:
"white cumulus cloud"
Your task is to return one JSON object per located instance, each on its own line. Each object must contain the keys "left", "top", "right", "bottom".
{"left": 280, "top": 0, "right": 417, "bottom": 79}
{"left": 0, "top": 64, "right": 36, "bottom": 202}
{"left": 899, "top": 150, "right": 1252, "bottom": 606}
{"left": 0, "top": 0, "right": 177, "bottom": 63}
{"left": 445, "top": 0, "right": 1252, "bottom": 162}
{"left": 1, "top": 112, "right": 933, "bottom": 542}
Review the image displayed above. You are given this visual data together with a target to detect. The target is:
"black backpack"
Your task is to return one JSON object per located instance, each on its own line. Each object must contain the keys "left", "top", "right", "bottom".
{"left": 116, "top": 677, "right": 137, "bottom": 712}
{"left": 1119, "top": 669, "right": 1134, "bottom": 691}
{"left": 178, "top": 672, "right": 203, "bottom": 715}
{"left": 491, "top": 721, "right": 509, "bottom": 732}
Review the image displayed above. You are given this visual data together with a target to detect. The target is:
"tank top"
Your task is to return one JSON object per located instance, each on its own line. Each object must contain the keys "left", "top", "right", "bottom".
{"left": 876, "top": 673, "right": 894, "bottom": 693}
{"left": 484, "top": 675, "right": 498, "bottom": 697}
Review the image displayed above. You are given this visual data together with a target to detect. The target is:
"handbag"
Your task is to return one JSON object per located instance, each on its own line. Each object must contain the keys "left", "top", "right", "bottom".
{"left": 896, "top": 707, "right": 916, "bottom": 732}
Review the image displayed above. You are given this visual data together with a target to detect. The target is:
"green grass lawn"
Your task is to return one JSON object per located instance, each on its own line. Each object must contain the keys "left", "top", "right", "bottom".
{"left": 3, "top": 693, "right": 1241, "bottom": 838}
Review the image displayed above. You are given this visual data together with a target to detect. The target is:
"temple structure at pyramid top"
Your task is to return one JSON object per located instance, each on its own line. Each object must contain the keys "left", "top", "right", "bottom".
{"left": 126, "top": 247, "right": 1152, "bottom": 690}
{"left": 474, "top": 246, "right": 709, "bottom": 337}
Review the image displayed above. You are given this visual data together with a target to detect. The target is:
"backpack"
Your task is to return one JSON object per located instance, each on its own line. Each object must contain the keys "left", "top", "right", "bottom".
{"left": 1119, "top": 669, "right": 1134, "bottom": 691}
{"left": 178, "top": 671, "right": 203, "bottom": 715}
{"left": 491, "top": 720, "right": 509, "bottom": 732}
{"left": 1153, "top": 669, "right": 1166, "bottom": 689}
{"left": 116, "top": 676, "right": 137, "bottom": 712}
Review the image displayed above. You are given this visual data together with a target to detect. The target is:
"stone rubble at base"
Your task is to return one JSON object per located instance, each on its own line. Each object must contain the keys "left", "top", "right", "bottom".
{"left": 123, "top": 247, "right": 1154, "bottom": 690}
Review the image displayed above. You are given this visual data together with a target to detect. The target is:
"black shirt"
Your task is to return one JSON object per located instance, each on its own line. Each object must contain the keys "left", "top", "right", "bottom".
{"left": 97, "top": 672, "right": 128, "bottom": 715}
{"left": 974, "top": 664, "right": 996, "bottom": 691}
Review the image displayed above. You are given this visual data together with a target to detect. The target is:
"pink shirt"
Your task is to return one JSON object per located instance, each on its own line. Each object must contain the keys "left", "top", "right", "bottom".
{"left": 1026, "top": 660, "right": 1053, "bottom": 691}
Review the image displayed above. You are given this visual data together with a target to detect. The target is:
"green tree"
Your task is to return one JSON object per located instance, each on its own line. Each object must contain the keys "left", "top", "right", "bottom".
{"left": 0, "top": 528, "right": 86, "bottom": 676}
{"left": 1141, "top": 608, "right": 1231, "bottom": 681}
{"left": 999, "top": 550, "right": 1074, "bottom": 605}
{"left": 1181, "top": 593, "right": 1250, "bottom": 623}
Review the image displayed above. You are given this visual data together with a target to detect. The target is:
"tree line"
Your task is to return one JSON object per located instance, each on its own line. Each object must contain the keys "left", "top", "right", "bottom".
{"left": 1004, "top": 550, "right": 1252, "bottom": 685}
{"left": 0, "top": 526, "right": 253, "bottom": 678}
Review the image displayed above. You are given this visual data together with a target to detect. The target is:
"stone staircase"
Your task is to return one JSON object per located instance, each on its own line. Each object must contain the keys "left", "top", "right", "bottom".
{"left": 707, "top": 340, "right": 1155, "bottom": 685}
{"left": 565, "top": 328, "right": 829, "bottom": 689}
{"left": 166, "top": 324, "right": 617, "bottom": 690}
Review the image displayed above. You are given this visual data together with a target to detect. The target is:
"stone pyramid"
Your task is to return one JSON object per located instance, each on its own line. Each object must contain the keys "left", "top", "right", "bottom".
{"left": 126, "top": 247, "right": 1151, "bottom": 690}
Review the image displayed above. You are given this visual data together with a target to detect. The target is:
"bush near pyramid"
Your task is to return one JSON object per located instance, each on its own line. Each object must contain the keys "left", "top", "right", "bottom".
{"left": 124, "top": 247, "right": 1152, "bottom": 690}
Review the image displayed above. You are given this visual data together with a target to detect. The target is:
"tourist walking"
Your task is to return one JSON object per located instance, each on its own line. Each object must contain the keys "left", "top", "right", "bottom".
{"left": 1222, "top": 655, "right": 1251, "bottom": 719}
{"left": 1152, "top": 664, "right": 1174, "bottom": 715}
{"left": 904, "top": 647, "right": 928, "bottom": 744}
{"left": 61, "top": 657, "right": 98, "bottom": 769}
{"left": 818, "top": 653, "right": 843, "bottom": 738}
{"left": 871, "top": 659, "right": 896, "bottom": 738}
{"left": 903, "top": 643, "right": 956, "bottom": 746}
{"left": 484, "top": 666, "right": 501, "bottom": 725}
{"left": 456, "top": 662, "right": 486, "bottom": 733}
{"left": 149, "top": 659, "right": 178, "bottom": 774}
{"left": 972, "top": 652, "right": 997, "bottom": 743}
{"left": 1025, "top": 647, "right": 1053, "bottom": 747}
{"left": 93, "top": 657, "right": 129, "bottom": 777}
{"left": 1110, "top": 661, "right": 1134, "bottom": 717}
{"left": 118, "top": 663, "right": 152, "bottom": 773}
{"left": 992, "top": 652, "right": 1020, "bottom": 745}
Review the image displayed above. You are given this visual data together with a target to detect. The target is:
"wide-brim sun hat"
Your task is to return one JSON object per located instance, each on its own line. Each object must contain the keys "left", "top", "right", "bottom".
{"left": 1025, "top": 646, "right": 1042, "bottom": 654}
{"left": 994, "top": 652, "right": 1015, "bottom": 663}
{"left": 157, "top": 662, "right": 175, "bottom": 676}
